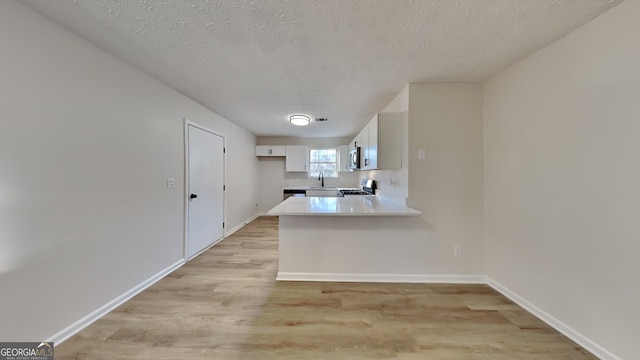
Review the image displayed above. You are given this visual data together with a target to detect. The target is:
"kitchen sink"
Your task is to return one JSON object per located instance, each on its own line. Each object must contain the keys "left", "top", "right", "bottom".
{"left": 306, "top": 188, "right": 340, "bottom": 197}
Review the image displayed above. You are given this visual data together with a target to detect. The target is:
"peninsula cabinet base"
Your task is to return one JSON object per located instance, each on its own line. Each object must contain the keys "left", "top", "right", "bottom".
{"left": 276, "top": 271, "right": 486, "bottom": 284}
{"left": 278, "top": 215, "right": 437, "bottom": 279}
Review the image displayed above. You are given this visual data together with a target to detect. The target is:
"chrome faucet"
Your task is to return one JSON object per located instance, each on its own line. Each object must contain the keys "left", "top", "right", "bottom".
{"left": 318, "top": 172, "right": 324, "bottom": 187}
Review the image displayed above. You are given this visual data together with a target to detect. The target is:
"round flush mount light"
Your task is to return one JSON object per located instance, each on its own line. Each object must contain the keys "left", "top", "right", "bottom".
{"left": 289, "top": 114, "right": 311, "bottom": 126}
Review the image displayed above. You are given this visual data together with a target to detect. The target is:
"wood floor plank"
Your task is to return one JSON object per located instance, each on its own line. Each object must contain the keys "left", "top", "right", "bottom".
{"left": 55, "top": 216, "right": 597, "bottom": 359}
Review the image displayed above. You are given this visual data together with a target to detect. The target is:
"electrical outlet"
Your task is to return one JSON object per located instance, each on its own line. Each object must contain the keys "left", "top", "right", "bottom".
{"left": 454, "top": 246, "right": 462, "bottom": 257}
{"left": 167, "top": 177, "right": 175, "bottom": 189}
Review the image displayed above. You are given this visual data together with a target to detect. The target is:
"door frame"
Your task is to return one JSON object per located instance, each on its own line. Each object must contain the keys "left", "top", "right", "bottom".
{"left": 183, "top": 119, "right": 227, "bottom": 261}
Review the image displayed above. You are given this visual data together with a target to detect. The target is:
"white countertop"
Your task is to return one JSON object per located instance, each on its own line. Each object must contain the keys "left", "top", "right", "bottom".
{"left": 283, "top": 186, "right": 340, "bottom": 190}
{"left": 267, "top": 196, "right": 422, "bottom": 216}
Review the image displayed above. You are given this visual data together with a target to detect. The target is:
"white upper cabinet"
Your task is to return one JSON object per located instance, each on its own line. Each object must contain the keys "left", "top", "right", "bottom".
{"left": 357, "top": 112, "right": 402, "bottom": 170}
{"left": 364, "top": 115, "right": 378, "bottom": 170}
{"left": 285, "top": 145, "right": 308, "bottom": 172}
{"left": 338, "top": 144, "right": 350, "bottom": 172}
{"left": 255, "top": 145, "right": 286, "bottom": 156}
{"left": 351, "top": 131, "right": 362, "bottom": 150}
{"left": 359, "top": 126, "right": 368, "bottom": 169}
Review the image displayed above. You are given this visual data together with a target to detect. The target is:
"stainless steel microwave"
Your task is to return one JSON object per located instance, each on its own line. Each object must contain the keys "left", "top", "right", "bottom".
{"left": 349, "top": 147, "right": 361, "bottom": 170}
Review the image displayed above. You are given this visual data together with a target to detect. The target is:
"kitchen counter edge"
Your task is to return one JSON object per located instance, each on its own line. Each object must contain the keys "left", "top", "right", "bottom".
{"left": 267, "top": 196, "right": 422, "bottom": 217}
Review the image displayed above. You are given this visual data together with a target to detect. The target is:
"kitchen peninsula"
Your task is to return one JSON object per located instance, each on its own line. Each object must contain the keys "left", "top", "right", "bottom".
{"left": 268, "top": 196, "right": 423, "bottom": 282}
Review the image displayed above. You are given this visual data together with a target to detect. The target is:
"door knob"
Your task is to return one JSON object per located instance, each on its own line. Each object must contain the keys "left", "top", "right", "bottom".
{"left": 190, "top": 194, "right": 198, "bottom": 199}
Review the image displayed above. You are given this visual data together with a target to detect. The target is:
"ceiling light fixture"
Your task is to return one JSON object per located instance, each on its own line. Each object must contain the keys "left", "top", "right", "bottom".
{"left": 289, "top": 114, "right": 311, "bottom": 126}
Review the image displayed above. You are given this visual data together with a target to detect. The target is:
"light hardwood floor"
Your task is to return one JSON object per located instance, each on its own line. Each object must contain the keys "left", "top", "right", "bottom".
{"left": 56, "top": 216, "right": 597, "bottom": 359}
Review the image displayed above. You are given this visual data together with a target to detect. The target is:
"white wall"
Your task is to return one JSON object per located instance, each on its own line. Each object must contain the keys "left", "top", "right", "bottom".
{"left": 0, "top": 0, "right": 258, "bottom": 342}
{"left": 484, "top": 0, "right": 639, "bottom": 358}
{"left": 351, "top": 83, "right": 484, "bottom": 276}
{"left": 407, "top": 83, "right": 485, "bottom": 275}
{"left": 267, "top": 83, "right": 484, "bottom": 278}
{"left": 256, "top": 137, "right": 359, "bottom": 212}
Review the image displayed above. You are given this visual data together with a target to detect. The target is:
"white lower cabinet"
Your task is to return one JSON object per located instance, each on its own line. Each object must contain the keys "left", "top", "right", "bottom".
{"left": 285, "top": 145, "right": 308, "bottom": 172}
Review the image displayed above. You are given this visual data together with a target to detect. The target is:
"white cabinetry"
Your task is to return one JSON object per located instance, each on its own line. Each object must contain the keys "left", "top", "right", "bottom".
{"left": 255, "top": 145, "right": 286, "bottom": 156}
{"left": 338, "top": 145, "right": 350, "bottom": 172}
{"left": 285, "top": 145, "right": 308, "bottom": 172}
{"left": 352, "top": 132, "right": 362, "bottom": 149}
{"left": 365, "top": 114, "right": 379, "bottom": 169}
{"left": 359, "top": 126, "right": 370, "bottom": 169}
{"left": 352, "top": 112, "right": 401, "bottom": 170}
{"left": 256, "top": 144, "right": 309, "bottom": 172}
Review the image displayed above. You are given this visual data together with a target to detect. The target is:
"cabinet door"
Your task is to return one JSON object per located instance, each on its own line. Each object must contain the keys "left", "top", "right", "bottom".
{"left": 352, "top": 133, "right": 361, "bottom": 149}
{"left": 367, "top": 115, "right": 379, "bottom": 169}
{"left": 255, "top": 145, "right": 271, "bottom": 156}
{"left": 360, "top": 126, "right": 369, "bottom": 169}
{"left": 270, "top": 145, "right": 286, "bottom": 156}
{"left": 348, "top": 112, "right": 401, "bottom": 170}
{"left": 285, "top": 145, "right": 308, "bottom": 172}
{"left": 338, "top": 145, "right": 350, "bottom": 172}
{"left": 256, "top": 145, "right": 286, "bottom": 156}
{"left": 360, "top": 113, "right": 380, "bottom": 170}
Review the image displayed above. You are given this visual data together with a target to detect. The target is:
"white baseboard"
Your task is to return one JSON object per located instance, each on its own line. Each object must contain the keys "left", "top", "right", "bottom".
{"left": 225, "top": 213, "right": 261, "bottom": 237}
{"left": 276, "top": 272, "right": 486, "bottom": 284}
{"left": 486, "top": 277, "right": 621, "bottom": 360}
{"left": 43, "top": 246, "right": 618, "bottom": 360}
{"left": 278, "top": 273, "right": 619, "bottom": 359}
{"left": 48, "top": 213, "right": 261, "bottom": 346}
{"left": 48, "top": 259, "right": 184, "bottom": 346}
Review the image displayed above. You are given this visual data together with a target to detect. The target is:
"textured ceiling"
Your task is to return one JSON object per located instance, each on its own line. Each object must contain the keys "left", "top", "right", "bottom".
{"left": 21, "top": 0, "right": 623, "bottom": 138}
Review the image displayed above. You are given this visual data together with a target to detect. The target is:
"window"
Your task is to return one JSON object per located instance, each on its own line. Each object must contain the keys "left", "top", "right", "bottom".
{"left": 309, "top": 148, "right": 338, "bottom": 177}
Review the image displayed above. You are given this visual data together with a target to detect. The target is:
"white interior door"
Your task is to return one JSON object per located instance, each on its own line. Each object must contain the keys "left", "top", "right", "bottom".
{"left": 186, "top": 123, "right": 225, "bottom": 259}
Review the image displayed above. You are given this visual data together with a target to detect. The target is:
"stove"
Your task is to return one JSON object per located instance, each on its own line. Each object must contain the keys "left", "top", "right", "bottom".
{"left": 339, "top": 189, "right": 372, "bottom": 195}
{"left": 339, "top": 179, "right": 376, "bottom": 196}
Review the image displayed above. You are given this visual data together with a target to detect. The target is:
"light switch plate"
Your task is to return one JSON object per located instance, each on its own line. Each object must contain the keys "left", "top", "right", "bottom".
{"left": 418, "top": 149, "right": 426, "bottom": 160}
